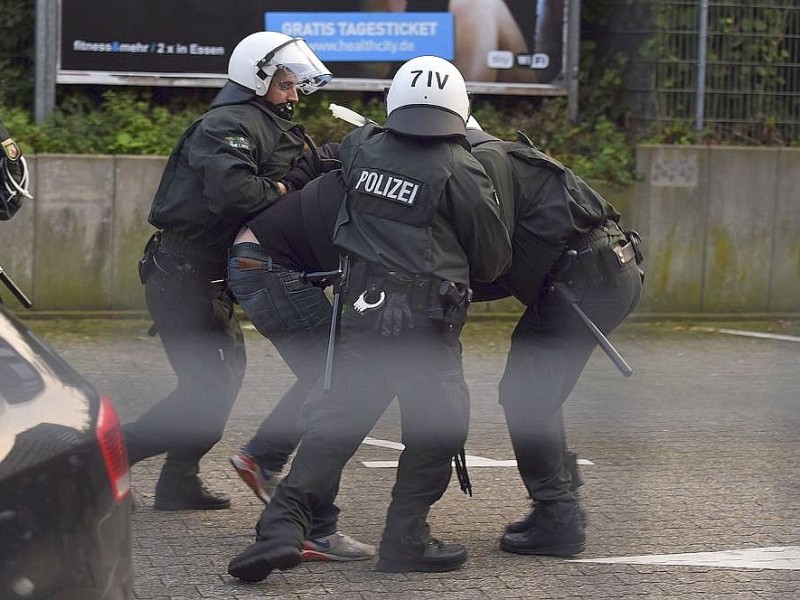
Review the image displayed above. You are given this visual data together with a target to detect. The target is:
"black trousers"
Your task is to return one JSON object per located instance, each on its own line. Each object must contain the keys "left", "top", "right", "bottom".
{"left": 500, "top": 238, "right": 642, "bottom": 503}
{"left": 253, "top": 301, "right": 470, "bottom": 556}
{"left": 124, "top": 247, "right": 246, "bottom": 478}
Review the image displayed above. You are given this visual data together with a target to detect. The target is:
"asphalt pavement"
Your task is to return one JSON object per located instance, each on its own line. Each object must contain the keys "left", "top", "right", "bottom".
{"left": 28, "top": 314, "right": 800, "bottom": 599}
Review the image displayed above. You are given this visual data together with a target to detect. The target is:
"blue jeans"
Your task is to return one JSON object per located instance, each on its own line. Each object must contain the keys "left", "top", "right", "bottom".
{"left": 227, "top": 242, "right": 339, "bottom": 536}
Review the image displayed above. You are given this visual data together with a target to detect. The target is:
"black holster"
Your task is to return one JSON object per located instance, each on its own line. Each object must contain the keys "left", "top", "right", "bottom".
{"left": 622, "top": 228, "right": 645, "bottom": 265}
{"left": 138, "top": 231, "right": 162, "bottom": 284}
{"left": 439, "top": 281, "right": 471, "bottom": 347}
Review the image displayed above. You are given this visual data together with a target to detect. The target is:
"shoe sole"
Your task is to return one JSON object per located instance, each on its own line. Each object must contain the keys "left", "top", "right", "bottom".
{"left": 499, "top": 540, "right": 586, "bottom": 558}
{"left": 375, "top": 554, "right": 467, "bottom": 573}
{"left": 300, "top": 548, "right": 374, "bottom": 562}
{"left": 230, "top": 456, "right": 271, "bottom": 504}
{"left": 228, "top": 544, "right": 301, "bottom": 583}
{"left": 153, "top": 500, "right": 231, "bottom": 511}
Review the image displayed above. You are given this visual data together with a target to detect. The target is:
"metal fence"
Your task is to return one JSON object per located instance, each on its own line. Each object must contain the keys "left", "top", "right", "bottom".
{"left": 610, "top": 0, "right": 800, "bottom": 144}
{"left": 0, "top": 0, "right": 35, "bottom": 108}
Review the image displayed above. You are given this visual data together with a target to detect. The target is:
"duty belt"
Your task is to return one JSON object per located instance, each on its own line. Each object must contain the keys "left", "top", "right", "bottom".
{"left": 156, "top": 231, "right": 226, "bottom": 280}
{"left": 159, "top": 231, "right": 227, "bottom": 266}
{"left": 567, "top": 220, "right": 623, "bottom": 253}
{"left": 345, "top": 260, "right": 445, "bottom": 314}
{"left": 558, "top": 221, "right": 635, "bottom": 286}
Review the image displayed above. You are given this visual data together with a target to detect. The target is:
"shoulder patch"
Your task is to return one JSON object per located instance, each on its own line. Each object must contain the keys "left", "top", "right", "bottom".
{"left": 224, "top": 135, "right": 252, "bottom": 151}
{"left": 1, "top": 138, "right": 21, "bottom": 161}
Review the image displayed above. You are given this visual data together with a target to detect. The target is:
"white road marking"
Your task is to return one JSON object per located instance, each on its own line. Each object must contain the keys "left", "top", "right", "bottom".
{"left": 360, "top": 436, "right": 593, "bottom": 468}
{"left": 690, "top": 326, "right": 800, "bottom": 343}
{"left": 573, "top": 546, "right": 800, "bottom": 570}
{"left": 363, "top": 437, "right": 404, "bottom": 451}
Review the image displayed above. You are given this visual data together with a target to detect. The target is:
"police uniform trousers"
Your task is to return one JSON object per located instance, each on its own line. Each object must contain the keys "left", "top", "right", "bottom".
{"left": 124, "top": 241, "right": 246, "bottom": 479}
{"left": 252, "top": 299, "right": 470, "bottom": 557}
{"left": 227, "top": 241, "right": 340, "bottom": 537}
{"left": 499, "top": 227, "right": 642, "bottom": 504}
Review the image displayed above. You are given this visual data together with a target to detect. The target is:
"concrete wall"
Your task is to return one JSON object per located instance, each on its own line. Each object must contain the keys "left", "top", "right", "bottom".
{"left": 0, "top": 154, "right": 162, "bottom": 311}
{"left": 1, "top": 146, "right": 798, "bottom": 314}
{"left": 634, "top": 145, "right": 800, "bottom": 313}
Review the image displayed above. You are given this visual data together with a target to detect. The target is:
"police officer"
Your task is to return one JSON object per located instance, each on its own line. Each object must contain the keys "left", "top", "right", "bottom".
{"left": 0, "top": 117, "right": 33, "bottom": 308}
{"left": 0, "top": 118, "right": 31, "bottom": 221}
{"left": 227, "top": 55, "right": 511, "bottom": 582}
{"left": 465, "top": 118, "right": 644, "bottom": 557}
{"left": 123, "top": 31, "right": 332, "bottom": 510}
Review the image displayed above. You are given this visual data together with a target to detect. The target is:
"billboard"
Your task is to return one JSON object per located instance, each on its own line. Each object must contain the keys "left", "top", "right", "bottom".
{"left": 58, "top": 0, "right": 570, "bottom": 95}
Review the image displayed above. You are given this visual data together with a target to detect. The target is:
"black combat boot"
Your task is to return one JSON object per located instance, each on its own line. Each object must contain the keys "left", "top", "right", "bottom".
{"left": 500, "top": 499, "right": 585, "bottom": 557}
{"left": 376, "top": 538, "right": 468, "bottom": 573}
{"left": 505, "top": 451, "right": 586, "bottom": 534}
{"left": 153, "top": 471, "right": 231, "bottom": 510}
{"left": 504, "top": 510, "right": 537, "bottom": 535}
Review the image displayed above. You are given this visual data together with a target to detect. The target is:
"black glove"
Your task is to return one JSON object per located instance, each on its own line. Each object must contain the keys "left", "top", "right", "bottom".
{"left": 316, "top": 142, "right": 342, "bottom": 171}
{"left": 469, "top": 280, "right": 511, "bottom": 303}
{"left": 282, "top": 152, "right": 317, "bottom": 191}
{"left": 284, "top": 135, "right": 343, "bottom": 191}
{"left": 376, "top": 292, "right": 413, "bottom": 337}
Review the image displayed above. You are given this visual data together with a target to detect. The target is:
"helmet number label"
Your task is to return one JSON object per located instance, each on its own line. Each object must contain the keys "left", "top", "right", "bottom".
{"left": 410, "top": 69, "right": 450, "bottom": 90}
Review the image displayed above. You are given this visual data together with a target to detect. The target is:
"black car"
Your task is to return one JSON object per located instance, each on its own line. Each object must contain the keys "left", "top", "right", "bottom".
{"left": 0, "top": 302, "right": 134, "bottom": 600}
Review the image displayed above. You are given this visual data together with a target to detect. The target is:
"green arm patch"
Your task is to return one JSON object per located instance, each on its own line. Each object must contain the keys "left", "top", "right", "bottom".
{"left": 224, "top": 135, "right": 253, "bottom": 151}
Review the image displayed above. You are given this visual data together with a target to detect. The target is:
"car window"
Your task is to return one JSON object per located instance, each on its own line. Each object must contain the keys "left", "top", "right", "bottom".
{"left": 0, "top": 339, "right": 45, "bottom": 404}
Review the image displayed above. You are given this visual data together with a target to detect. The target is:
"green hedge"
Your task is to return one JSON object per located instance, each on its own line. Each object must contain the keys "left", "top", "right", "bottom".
{"left": 1, "top": 85, "right": 638, "bottom": 188}
{"left": 1, "top": 0, "right": 639, "bottom": 188}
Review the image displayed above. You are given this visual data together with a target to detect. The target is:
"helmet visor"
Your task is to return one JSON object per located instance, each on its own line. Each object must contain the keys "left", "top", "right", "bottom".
{"left": 273, "top": 38, "right": 332, "bottom": 94}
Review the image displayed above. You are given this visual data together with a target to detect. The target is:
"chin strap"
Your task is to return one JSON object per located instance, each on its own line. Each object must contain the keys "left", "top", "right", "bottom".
{"left": 266, "top": 100, "right": 294, "bottom": 121}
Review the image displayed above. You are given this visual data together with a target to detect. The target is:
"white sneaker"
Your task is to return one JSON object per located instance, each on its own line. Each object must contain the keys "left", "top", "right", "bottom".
{"left": 301, "top": 531, "right": 376, "bottom": 562}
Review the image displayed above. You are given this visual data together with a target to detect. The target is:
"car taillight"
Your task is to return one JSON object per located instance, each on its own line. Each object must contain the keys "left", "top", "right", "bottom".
{"left": 96, "top": 394, "right": 131, "bottom": 503}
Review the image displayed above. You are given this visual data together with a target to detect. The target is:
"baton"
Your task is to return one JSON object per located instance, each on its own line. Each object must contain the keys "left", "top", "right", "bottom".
{"left": 329, "top": 103, "right": 371, "bottom": 127}
{"left": 552, "top": 281, "right": 633, "bottom": 377}
{"left": 302, "top": 257, "right": 349, "bottom": 391}
{"left": 323, "top": 284, "right": 341, "bottom": 391}
{"left": 0, "top": 264, "right": 33, "bottom": 308}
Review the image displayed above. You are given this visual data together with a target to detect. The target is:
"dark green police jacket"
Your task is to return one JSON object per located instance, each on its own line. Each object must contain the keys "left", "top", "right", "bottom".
{"left": 333, "top": 123, "right": 511, "bottom": 287}
{"left": 148, "top": 83, "right": 305, "bottom": 254}
{"left": 467, "top": 130, "right": 621, "bottom": 305}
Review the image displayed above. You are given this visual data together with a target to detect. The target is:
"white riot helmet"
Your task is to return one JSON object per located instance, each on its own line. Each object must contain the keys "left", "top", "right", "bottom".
{"left": 384, "top": 56, "right": 470, "bottom": 138}
{"left": 465, "top": 115, "right": 483, "bottom": 130}
{"left": 228, "top": 31, "right": 332, "bottom": 96}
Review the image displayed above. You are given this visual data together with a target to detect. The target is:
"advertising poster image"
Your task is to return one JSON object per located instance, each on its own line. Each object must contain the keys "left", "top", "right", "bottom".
{"left": 59, "top": 0, "right": 567, "bottom": 92}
